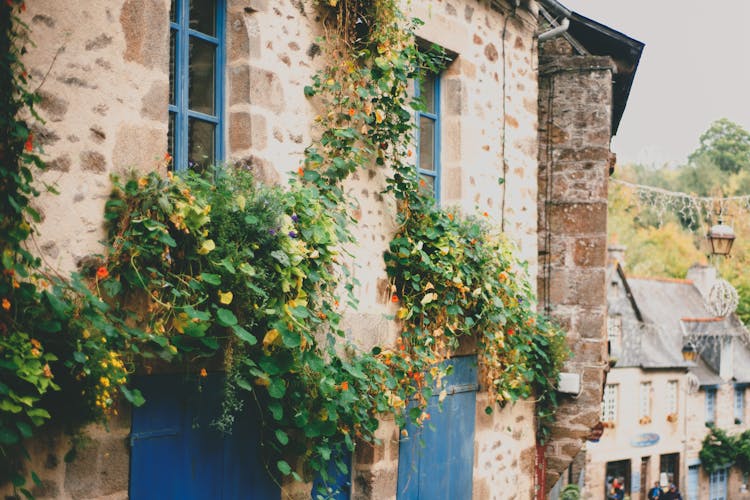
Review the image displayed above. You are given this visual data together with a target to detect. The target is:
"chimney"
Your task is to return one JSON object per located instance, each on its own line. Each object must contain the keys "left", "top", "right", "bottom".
{"left": 686, "top": 264, "right": 717, "bottom": 302}
{"left": 608, "top": 245, "right": 626, "bottom": 267}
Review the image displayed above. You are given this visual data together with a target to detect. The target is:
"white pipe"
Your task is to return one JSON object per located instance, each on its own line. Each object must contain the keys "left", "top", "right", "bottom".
{"left": 538, "top": 17, "right": 569, "bottom": 42}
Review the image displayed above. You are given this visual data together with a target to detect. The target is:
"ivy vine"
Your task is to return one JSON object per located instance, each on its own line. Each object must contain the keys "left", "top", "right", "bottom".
{"left": 699, "top": 426, "right": 750, "bottom": 475}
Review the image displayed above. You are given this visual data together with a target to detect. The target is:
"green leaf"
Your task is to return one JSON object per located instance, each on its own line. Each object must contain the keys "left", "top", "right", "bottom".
{"left": 16, "top": 421, "right": 32, "bottom": 439}
{"left": 0, "top": 426, "right": 19, "bottom": 445}
{"left": 277, "top": 460, "right": 292, "bottom": 475}
{"left": 268, "top": 401, "right": 284, "bottom": 420}
{"left": 270, "top": 250, "right": 290, "bottom": 267}
{"left": 121, "top": 386, "right": 146, "bottom": 407}
{"left": 275, "top": 429, "right": 289, "bottom": 445}
{"left": 216, "top": 308, "right": 238, "bottom": 327}
{"left": 200, "top": 273, "right": 222, "bottom": 285}
{"left": 268, "top": 378, "right": 286, "bottom": 399}
{"left": 232, "top": 325, "right": 257, "bottom": 345}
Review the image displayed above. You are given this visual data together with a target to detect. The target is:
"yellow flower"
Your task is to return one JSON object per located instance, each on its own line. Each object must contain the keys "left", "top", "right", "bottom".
{"left": 218, "top": 290, "right": 233, "bottom": 305}
{"left": 99, "top": 377, "right": 110, "bottom": 388}
{"left": 375, "top": 109, "right": 385, "bottom": 124}
{"left": 197, "top": 239, "right": 216, "bottom": 255}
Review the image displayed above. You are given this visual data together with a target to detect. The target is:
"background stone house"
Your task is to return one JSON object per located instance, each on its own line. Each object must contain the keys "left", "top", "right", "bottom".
{"left": 3, "top": 0, "right": 640, "bottom": 498}
{"left": 581, "top": 253, "right": 750, "bottom": 499}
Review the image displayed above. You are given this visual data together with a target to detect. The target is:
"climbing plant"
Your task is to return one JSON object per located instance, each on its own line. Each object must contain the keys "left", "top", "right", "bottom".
{"left": 0, "top": 0, "right": 568, "bottom": 495}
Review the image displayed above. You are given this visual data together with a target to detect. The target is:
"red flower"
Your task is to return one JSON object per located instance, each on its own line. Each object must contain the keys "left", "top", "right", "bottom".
{"left": 96, "top": 266, "right": 109, "bottom": 280}
{"left": 24, "top": 133, "right": 33, "bottom": 152}
{"left": 391, "top": 294, "right": 399, "bottom": 303}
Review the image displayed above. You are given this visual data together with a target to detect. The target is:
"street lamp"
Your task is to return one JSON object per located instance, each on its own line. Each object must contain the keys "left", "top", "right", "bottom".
{"left": 681, "top": 342, "right": 698, "bottom": 362}
{"left": 707, "top": 218, "right": 736, "bottom": 257}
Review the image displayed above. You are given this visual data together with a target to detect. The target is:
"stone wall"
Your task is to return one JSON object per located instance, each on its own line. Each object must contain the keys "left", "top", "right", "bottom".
{"left": 5, "top": 0, "right": 546, "bottom": 498}
{"left": 537, "top": 45, "right": 615, "bottom": 488}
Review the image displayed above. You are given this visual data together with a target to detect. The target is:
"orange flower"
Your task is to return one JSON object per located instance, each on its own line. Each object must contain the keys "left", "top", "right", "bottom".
{"left": 200, "top": 368, "right": 208, "bottom": 377}
{"left": 30, "top": 338, "right": 41, "bottom": 349}
{"left": 164, "top": 152, "right": 173, "bottom": 163}
{"left": 447, "top": 213, "right": 454, "bottom": 221}
{"left": 348, "top": 108, "right": 356, "bottom": 117}
{"left": 482, "top": 211, "right": 489, "bottom": 217}
{"left": 96, "top": 266, "right": 109, "bottom": 280}
{"left": 24, "top": 132, "right": 33, "bottom": 152}
{"left": 298, "top": 167, "right": 304, "bottom": 176}
{"left": 340, "top": 381, "right": 349, "bottom": 391}
{"left": 391, "top": 294, "right": 399, "bottom": 303}
{"left": 419, "top": 179, "right": 426, "bottom": 187}
{"left": 1, "top": 298, "right": 10, "bottom": 310}
{"left": 43, "top": 364, "right": 53, "bottom": 378}
{"left": 407, "top": 149, "right": 413, "bottom": 157}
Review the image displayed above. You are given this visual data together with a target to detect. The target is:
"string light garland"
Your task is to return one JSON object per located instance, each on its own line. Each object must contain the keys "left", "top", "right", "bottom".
{"left": 612, "top": 178, "right": 750, "bottom": 229}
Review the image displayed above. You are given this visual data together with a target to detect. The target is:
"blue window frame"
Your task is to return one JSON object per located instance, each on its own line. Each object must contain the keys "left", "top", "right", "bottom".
{"left": 705, "top": 387, "right": 717, "bottom": 425}
{"left": 169, "top": 0, "right": 225, "bottom": 171}
{"left": 415, "top": 72, "right": 441, "bottom": 200}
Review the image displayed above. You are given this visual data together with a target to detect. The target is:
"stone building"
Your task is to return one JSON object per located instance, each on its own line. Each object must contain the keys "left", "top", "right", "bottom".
{"left": 581, "top": 255, "right": 750, "bottom": 499}
{"left": 2, "top": 0, "right": 640, "bottom": 498}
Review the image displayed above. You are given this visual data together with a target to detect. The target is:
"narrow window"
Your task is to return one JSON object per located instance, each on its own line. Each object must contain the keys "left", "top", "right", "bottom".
{"left": 169, "top": 0, "right": 224, "bottom": 171}
{"left": 415, "top": 71, "right": 441, "bottom": 200}
{"left": 735, "top": 386, "right": 745, "bottom": 424}
{"left": 602, "top": 384, "right": 618, "bottom": 423}
{"left": 666, "top": 380, "right": 678, "bottom": 415}
{"left": 607, "top": 316, "right": 622, "bottom": 357}
{"left": 639, "top": 381, "right": 652, "bottom": 420}
{"left": 705, "top": 387, "right": 717, "bottom": 425}
{"left": 709, "top": 466, "right": 728, "bottom": 500}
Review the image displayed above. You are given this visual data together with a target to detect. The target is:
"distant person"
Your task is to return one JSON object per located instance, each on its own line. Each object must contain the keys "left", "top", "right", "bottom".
{"left": 661, "top": 484, "right": 682, "bottom": 500}
{"left": 648, "top": 481, "right": 662, "bottom": 499}
{"left": 608, "top": 478, "right": 625, "bottom": 500}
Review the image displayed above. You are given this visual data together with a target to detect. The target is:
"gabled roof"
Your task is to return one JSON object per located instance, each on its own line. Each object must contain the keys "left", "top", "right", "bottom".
{"left": 610, "top": 268, "right": 750, "bottom": 382}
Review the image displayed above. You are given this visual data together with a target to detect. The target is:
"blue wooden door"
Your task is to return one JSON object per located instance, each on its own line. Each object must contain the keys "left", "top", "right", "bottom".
{"left": 397, "top": 355, "right": 478, "bottom": 500}
{"left": 129, "top": 374, "right": 280, "bottom": 500}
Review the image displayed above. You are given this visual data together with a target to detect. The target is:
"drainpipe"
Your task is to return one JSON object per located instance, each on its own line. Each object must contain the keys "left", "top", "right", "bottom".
{"left": 537, "top": 0, "right": 571, "bottom": 42}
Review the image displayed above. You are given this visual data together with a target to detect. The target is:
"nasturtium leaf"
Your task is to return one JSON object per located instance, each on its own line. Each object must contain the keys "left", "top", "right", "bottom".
{"left": 232, "top": 325, "right": 257, "bottom": 345}
{"left": 268, "top": 378, "right": 286, "bottom": 399}
{"left": 121, "top": 386, "right": 146, "bottom": 407}
{"left": 200, "top": 273, "right": 221, "bottom": 285}
{"left": 216, "top": 308, "right": 238, "bottom": 327}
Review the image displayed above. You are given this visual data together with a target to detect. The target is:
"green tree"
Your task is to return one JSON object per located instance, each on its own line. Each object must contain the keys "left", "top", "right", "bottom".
{"left": 688, "top": 118, "right": 750, "bottom": 174}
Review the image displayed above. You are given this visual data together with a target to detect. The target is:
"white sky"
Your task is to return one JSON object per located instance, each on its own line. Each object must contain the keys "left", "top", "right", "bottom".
{"left": 559, "top": 0, "right": 750, "bottom": 167}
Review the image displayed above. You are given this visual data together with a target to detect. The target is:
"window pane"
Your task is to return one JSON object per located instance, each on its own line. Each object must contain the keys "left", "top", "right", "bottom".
{"left": 169, "top": 30, "right": 176, "bottom": 105}
{"left": 419, "top": 174, "right": 435, "bottom": 196}
{"left": 190, "top": 0, "right": 215, "bottom": 36}
{"left": 419, "top": 117, "right": 435, "bottom": 172}
{"left": 188, "top": 119, "right": 215, "bottom": 171}
{"left": 421, "top": 74, "right": 436, "bottom": 114}
{"left": 188, "top": 37, "right": 216, "bottom": 115}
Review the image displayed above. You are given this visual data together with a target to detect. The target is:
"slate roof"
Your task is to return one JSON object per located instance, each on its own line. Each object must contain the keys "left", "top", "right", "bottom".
{"left": 610, "top": 266, "right": 750, "bottom": 385}
{"left": 626, "top": 276, "right": 710, "bottom": 369}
